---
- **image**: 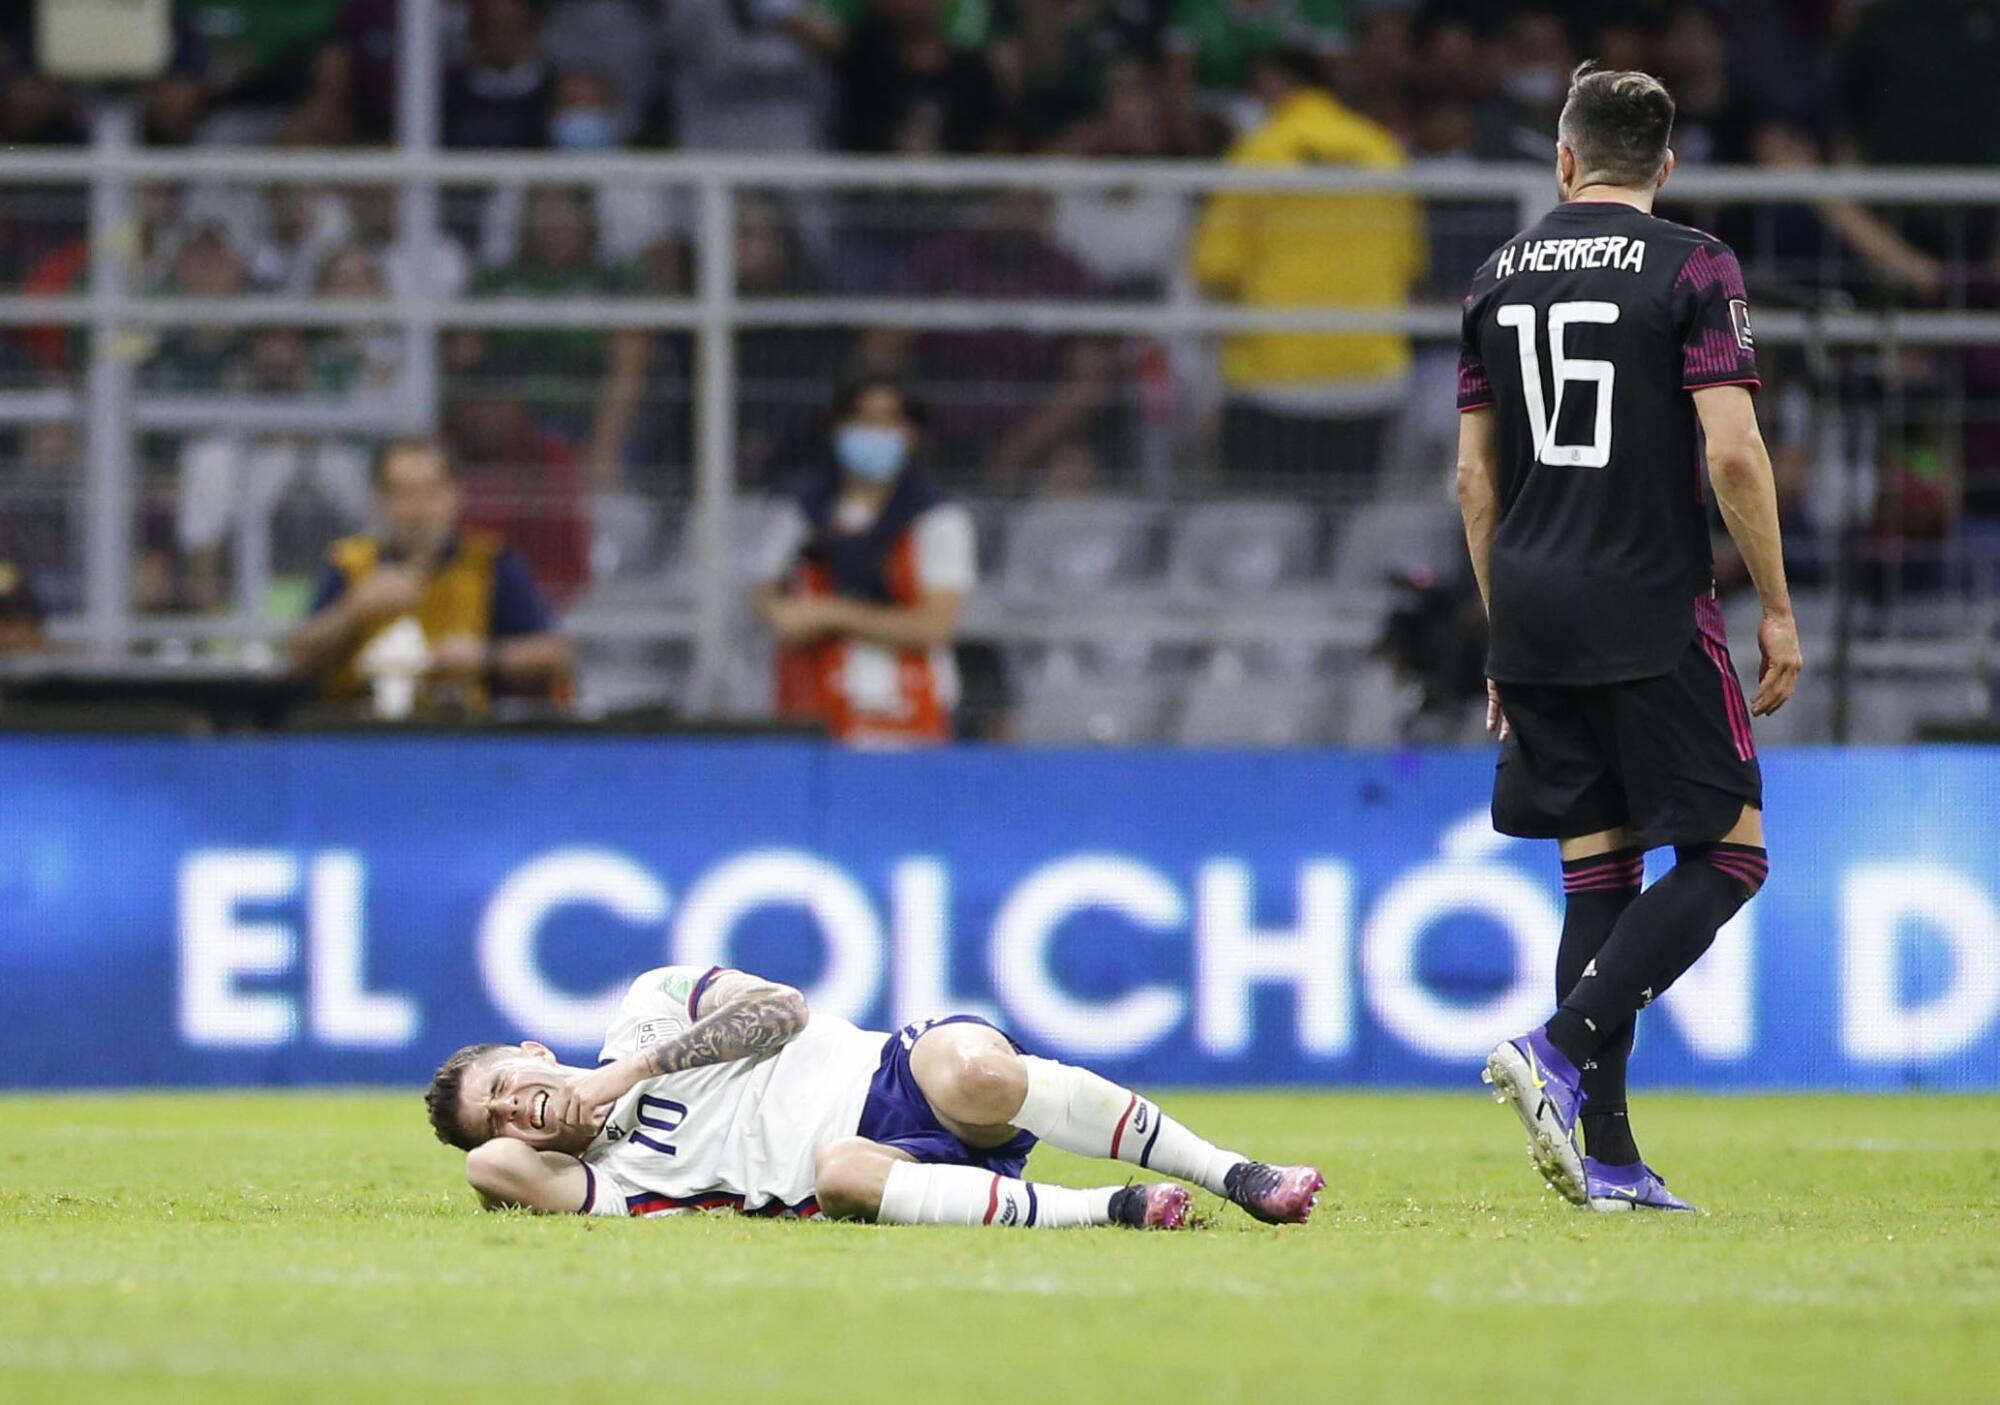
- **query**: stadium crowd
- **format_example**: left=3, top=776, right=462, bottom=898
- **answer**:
left=0, top=1, right=1997, bottom=740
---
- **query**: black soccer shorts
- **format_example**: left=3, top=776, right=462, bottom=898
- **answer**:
left=1490, top=636, right=1764, bottom=851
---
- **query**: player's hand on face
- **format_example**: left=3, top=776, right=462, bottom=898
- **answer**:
left=1485, top=679, right=1511, bottom=741
left=1752, top=613, right=1802, bottom=715
left=551, top=1062, right=632, bottom=1137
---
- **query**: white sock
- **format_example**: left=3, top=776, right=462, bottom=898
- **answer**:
left=876, top=1161, right=1117, bottom=1228
left=1010, top=1056, right=1246, bottom=1197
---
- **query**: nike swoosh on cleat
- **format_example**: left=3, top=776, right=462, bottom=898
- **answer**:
left=1525, top=1048, right=1547, bottom=1091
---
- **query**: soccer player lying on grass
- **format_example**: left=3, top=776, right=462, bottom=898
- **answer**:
left=425, top=965, right=1324, bottom=1230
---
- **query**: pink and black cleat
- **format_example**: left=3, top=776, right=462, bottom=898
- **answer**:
left=1110, top=1182, right=1193, bottom=1230
left=1224, top=1161, right=1326, bottom=1225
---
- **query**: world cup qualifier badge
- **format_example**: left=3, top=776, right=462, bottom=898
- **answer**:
left=1729, top=298, right=1754, bottom=351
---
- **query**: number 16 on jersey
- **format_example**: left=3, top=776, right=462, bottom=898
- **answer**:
left=1496, top=301, right=1621, bottom=469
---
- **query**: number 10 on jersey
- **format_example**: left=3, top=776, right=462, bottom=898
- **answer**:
left=1496, top=301, right=1620, bottom=468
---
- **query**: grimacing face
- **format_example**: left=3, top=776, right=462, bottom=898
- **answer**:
left=454, top=1043, right=596, bottom=1152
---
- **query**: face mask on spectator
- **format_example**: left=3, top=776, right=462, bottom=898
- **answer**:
left=551, top=109, right=618, bottom=150
left=836, top=425, right=908, bottom=482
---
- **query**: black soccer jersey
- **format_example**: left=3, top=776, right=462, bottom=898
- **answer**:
left=1457, top=201, right=1760, bottom=685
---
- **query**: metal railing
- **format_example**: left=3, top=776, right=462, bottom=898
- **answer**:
left=4, top=127, right=2000, bottom=734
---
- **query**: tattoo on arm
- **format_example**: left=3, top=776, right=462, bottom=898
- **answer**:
left=641, top=987, right=808, bottom=1076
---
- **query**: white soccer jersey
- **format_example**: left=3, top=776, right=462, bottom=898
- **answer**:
left=578, top=966, right=887, bottom=1218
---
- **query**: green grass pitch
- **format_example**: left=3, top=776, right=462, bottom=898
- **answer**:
left=5, top=1090, right=1996, bottom=1404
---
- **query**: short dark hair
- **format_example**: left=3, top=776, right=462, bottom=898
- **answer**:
left=831, top=373, right=925, bottom=427
left=374, top=436, right=453, bottom=487
left=424, top=1042, right=509, bottom=1150
left=1557, top=63, right=1675, bottom=189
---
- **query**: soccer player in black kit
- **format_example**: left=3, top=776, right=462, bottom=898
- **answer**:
left=1455, top=66, right=1802, bottom=1212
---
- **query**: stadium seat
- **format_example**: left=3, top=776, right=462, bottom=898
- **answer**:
left=1015, top=676, right=1171, bottom=745
left=1845, top=676, right=1985, bottom=744
left=1173, top=676, right=1337, bottom=747
left=659, top=497, right=795, bottom=605
left=1164, top=501, right=1322, bottom=604
left=589, top=490, right=662, bottom=582
left=998, top=499, right=1161, bottom=606
left=1327, top=501, right=1465, bottom=623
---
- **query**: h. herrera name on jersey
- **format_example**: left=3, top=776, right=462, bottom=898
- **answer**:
left=1496, top=234, right=1647, bottom=279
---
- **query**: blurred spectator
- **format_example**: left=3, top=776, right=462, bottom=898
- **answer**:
left=292, top=437, right=570, bottom=710
left=181, top=0, right=346, bottom=106
left=1652, top=2, right=1755, bottom=166
left=443, top=0, right=556, bottom=148
left=289, top=0, right=399, bottom=145
left=546, top=67, right=621, bottom=151
left=1191, top=47, right=1422, bottom=498
left=1721, top=0, right=1841, bottom=132
left=835, top=0, right=1005, bottom=153
left=0, top=560, right=49, bottom=655
left=541, top=0, right=659, bottom=142
left=1047, top=59, right=1198, bottom=295
left=735, top=194, right=852, bottom=489
left=346, top=184, right=472, bottom=299
left=140, top=72, right=210, bottom=147
left=312, top=244, right=402, bottom=392
left=1837, top=0, right=2000, bottom=168
left=0, top=422, right=78, bottom=611
left=0, top=71, right=87, bottom=145
left=442, top=372, right=591, bottom=602
left=862, top=189, right=1118, bottom=489
left=139, top=225, right=251, bottom=393
left=661, top=0, right=833, bottom=151
left=755, top=376, right=973, bottom=745
left=245, top=186, right=357, bottom=294
left=1336, top=9, right=1416, bottom=133
left=1018, top=0, right=1172, bottom=142
left=1166, top=0, right=1344, bottom=101
left=1469, top=8, right=1573, bottom=162
left=463, top=184, right=651, bottom=484
left=176, top=329, right=375, bottom=611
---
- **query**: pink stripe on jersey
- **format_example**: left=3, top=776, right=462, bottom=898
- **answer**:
left=1457, top=357, right=1493, bottom=409
left=1676, top=242, right=1747, bottom=297
left=1694, top=595, right=1756, bottom=761
left=1684, top=328, right=1758, bottom=385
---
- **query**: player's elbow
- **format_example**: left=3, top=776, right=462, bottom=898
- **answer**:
left=1455, top=455, right=1497, bottom=512
left=1706, top=439, right=1766, bottom=492
left=774, top=984, right=811, bottom=1033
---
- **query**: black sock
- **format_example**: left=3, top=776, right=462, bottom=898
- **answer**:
left=1559, top=842, right=1767, bottom=1048
left=1582, top=1104, right=1640, bottom=1165
left=1552, top=847, right=1644, bottom=1094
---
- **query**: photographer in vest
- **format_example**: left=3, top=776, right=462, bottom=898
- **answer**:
left=755, top=377, right=974, bottom=745
left=292, top=437, right=570, bottom=714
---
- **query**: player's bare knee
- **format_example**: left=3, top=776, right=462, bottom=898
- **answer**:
left=939, top=1048, right=1028, bottom=1129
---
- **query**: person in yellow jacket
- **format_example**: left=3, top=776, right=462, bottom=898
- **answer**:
left=291, top=438, right=571, bottom=714
left=1191, top=47, right=1424, bottom=498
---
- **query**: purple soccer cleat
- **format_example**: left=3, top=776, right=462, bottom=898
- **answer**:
left=1223, top=1161, right=1326, bottom=1225
left=1483, top=1028, right=1588, bottom=1205
left=1585, top=1158, right=1697, bottom=1213
left=1110, top=1182, right=1193, bottom=1230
